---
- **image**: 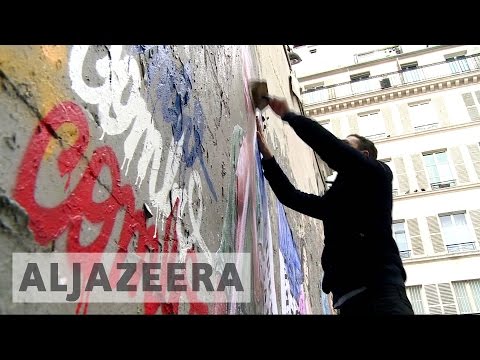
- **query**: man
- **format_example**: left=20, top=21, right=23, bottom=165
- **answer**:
left=256, top=97, right=414, bottom=315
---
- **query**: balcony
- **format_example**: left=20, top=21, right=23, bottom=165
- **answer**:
left=414, top=123, right=439, bottom=132
left=302, top=54, right=480, bottom=106
left=431, top=179, right=457, bottom=190
left=400, top=250, right=411, bottom=259
left=446, top=242, right=476, bottom=253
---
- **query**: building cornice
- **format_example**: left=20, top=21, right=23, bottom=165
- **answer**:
left=305, top=72, right=480, bottom=117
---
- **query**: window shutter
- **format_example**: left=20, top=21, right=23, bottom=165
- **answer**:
left=452, top=281, right=473, bottom=314
left=432, top=97, right=449, bottom=127
left=462, top=93, right=480, bottom=121
left=425, top=284, right=442, bottom=314
left=407, top=218, right=424, bottom=255
left=438, top=283, right=458, bottom=314
left=393, top=157, right=410, bottom=195
left=469, top=209, right=480, bottom=248
left=347, top=114, right=359, bottom=134
left=412, top=154, right=429, bottom=190
left=449, top=147, right=470, bottom=184
left=383, top=107, right=395, bottom=136
left=427, top=215, right=445, bottom=253
left=462, top=92, right=475, bottom=106
left=425, top=283, right=458, bottom=314
left=331, top=118, right=341, bottom=137
left=467, top=144, right=480, bottom=180
left=398, top=103, right=413, bottom=132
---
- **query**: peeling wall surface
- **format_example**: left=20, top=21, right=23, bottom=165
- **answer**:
left=0, top=45, right=328, bottom=314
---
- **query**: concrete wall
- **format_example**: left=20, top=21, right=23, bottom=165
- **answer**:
left=0, top=45, right=328, bottom=314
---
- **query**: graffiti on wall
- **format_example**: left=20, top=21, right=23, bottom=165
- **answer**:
left=12, top=100, right=209, bottom=314
left=277, top=199, right=311, bottom=314
left=3, top=44, right=315, bottom=314
left=68, top=46, right=213, bottom=260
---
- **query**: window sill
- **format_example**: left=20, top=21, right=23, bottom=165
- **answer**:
left=394, top=182, right=480, bottom=200
left=374, top=121, right=480, bottom=144
left=402, top=249, right=480, bottom=264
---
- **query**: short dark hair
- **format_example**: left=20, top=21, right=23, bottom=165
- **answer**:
left=347, top=134, right=378, bottom=160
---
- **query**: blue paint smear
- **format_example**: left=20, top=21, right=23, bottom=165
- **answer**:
left=277, top=199, right=303, bottom=302
left=255, top=141, right=268, bottom=209
left=132, top=45, right=217, bottom=201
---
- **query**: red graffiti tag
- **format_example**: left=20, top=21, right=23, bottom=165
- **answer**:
left=13, top=101, right=208, bottom=314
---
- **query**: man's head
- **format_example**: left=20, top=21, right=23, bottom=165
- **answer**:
left=344, top=134, right=378, bottom=160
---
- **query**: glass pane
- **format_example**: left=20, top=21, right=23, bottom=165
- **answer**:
left=435, top=152, right=448, bottom=164
left=453, top=214, right=467, bottom=227
left=437, top=163, right=453, bottom=181
left=392, top=222, right=404, bottom=232
left=440, top=215, right=456, bottom=245
left=423, top=154, right=435, bottom=166
left=426, top=164, right=440, bottom=183
left=440, top=215, right=453, bottom=228
left=396, top=233, right=408, bottom=251
left=392, top=223, right=408, bottom=251
left=453, top=214, right=472, bottom=243
left=361, top=115, right=385, bottom=137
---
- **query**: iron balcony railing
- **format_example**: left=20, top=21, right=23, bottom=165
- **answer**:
left=430, top=179, right=457, bottom=190
left=302, top=54, right=480, bottom=106
left=446, top=242, right=476, bottom=253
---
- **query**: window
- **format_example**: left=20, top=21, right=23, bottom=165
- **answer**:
left=304, top=81, right=324, bottom=92
left=392, top=221, right=411, bottom=258
left=406, top=286, right=426, bottom=314
left=357, top=111, right=386, bottom=140
left=439, top=212, right=475, bottom=253
left=409, top=101, right=439, bottom=131
left=452, top=280, right=480, bottom=314
left=401, top=61, right=425, bottom=83
left=423, top=151, right=455, bottom=189
left=382, top=159, right=399, bottom=195
left=350, top=72, right=371, bottom=94
left=445, top=52, right=470, bottom=74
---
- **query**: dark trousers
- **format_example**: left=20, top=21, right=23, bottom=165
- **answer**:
left=337, top=284, right=415, bottom=315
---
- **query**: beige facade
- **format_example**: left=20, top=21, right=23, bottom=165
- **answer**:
left=295, top=45, right=480, bottom=314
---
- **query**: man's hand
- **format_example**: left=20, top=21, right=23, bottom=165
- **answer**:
left=268, top=97, right=289, bottom=119
left=256, top=115, right=273, bottom=160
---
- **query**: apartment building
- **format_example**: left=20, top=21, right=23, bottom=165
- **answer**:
left=294, top=45, right=480, bottom=314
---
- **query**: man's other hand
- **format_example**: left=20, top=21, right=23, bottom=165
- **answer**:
left=256, top=115, right=273, bottom=160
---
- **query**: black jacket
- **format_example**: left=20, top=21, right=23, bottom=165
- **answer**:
left=261, top=112, right=407, bottom=304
